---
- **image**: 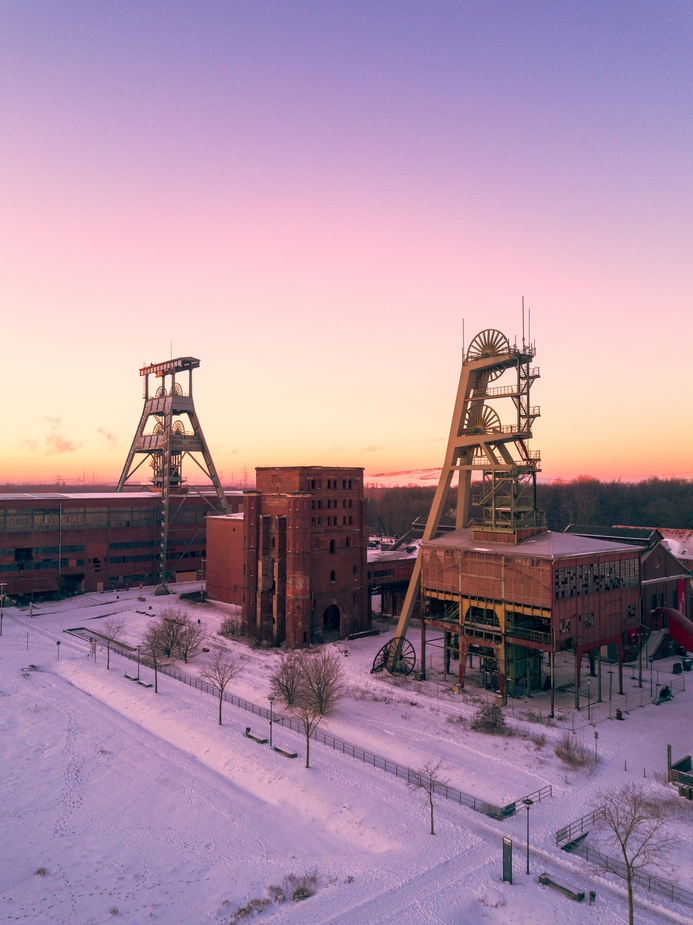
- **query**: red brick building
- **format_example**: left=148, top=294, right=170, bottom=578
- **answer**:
left=420, top=528, right=641, bottom=705
left=206, top=467, right=369, bottom=647
left=0, top=490, right=243, bottom=597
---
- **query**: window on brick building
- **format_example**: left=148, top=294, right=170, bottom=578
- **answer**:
left=559, top=618, right=571, bottom=634
left=330, top=570, right=336, bottom=583
left=352, top=564, right=357, bottom=575
left=346, top=537, right=350, bottom=547
left=348, top=499, right=352, bottom=508
left=318, top=517, right=322, bottom=526
left=330, top=540, right=336, bottom=554
left=311, top=500, right=316, bottom=509
left=317, top=500, right=322, bottom=509
left=343, top=516, right=347, bottom=525
left=349, top=516, right=353, bottom=524
left=311, top=517, right=315, bottom=525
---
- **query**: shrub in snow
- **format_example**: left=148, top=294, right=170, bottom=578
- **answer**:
left=219, top=616, right=242, bottom=638
left=554, top=731, right=593, bottom=769
left=227, top=872, right=318, bottom=922
left=471, top=704, right=508, bottom=735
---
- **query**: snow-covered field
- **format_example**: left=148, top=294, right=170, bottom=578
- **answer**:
left=1, top=585, right=692, bottom=924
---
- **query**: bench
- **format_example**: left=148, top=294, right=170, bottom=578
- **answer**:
left=124, top=673, right=139, bottom=681
left=538, top=874, right=585, bottom=902
left=137, top=680, right=153, bottom=688
left=244, top=727, right=268, bottom=745
left=274, top=746, right=298, bottom=759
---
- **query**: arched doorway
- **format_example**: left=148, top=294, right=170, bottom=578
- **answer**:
left=323, top=604, right=340, bottom=638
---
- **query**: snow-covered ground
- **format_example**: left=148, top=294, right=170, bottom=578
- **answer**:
left=1, top=585, right=692, bottom=924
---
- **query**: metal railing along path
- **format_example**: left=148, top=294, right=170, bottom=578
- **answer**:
left=67, top=629, right=552, bottom=821
left=556, top=810, right=693, bottom=909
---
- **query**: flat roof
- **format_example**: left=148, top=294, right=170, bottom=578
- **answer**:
left=425, top=527, right=641, bottom=560
left=255, top=466, right=364, bottom=472
left=0, top=490, right=243, bottom=502
left=207, top=512, right=244, bottom=521
left=367, top=548, right=418, bottom=564
left=564, top=524, right=660, bottom=545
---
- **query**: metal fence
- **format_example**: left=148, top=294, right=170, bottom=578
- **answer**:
left=556, top=810, right=693, bottom=909
left=68, top=628, right=552, bottom=821
left=567, top=674, right=687, bottom=732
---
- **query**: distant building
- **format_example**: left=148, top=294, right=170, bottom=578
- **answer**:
left=206, top=467, right=368, bottom=647
left=0, top=490, right=243, bottom=597
left=367, top=546, right=418, bottom=618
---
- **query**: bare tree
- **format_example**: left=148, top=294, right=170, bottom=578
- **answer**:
left=200, top=649, right=243, bottom=724
left=101, top=616, right=125, bottom=670
left=156, top=605, right=188, bottom=657
left=290, top=648, right=346, bottom=768
left=591, top=783, right=676, bottom=925
left=297, top=648, right=346, bottom=715
left=269, top=650, right=303, bottom=707
left=141, top=624, right=165, bottom=693
left=176, top=617, right=207, bottom=663
left=408, top=758, right=449, bottom=835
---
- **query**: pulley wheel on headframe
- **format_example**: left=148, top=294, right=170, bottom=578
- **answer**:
left=466, top=329, right=510, bottom=382
left=464, top=404, right=501, bottom=435
left=371, top=637, right=417, bottom=676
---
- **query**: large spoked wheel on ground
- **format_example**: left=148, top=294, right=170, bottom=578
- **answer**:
left=370, top=637, right=417, bottom=676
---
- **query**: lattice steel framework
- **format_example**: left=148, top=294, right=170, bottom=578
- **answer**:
left=394, top=328, right=543, bottom=640
left=117, top=357, right=228, bottom=594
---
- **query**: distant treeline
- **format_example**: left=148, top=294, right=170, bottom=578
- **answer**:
left=366, top=478, right=693, bottom=537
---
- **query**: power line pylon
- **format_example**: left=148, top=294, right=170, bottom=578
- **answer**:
left=394, top=329, right=544, bottom=641
left=117, top=357, right=229, bottom=595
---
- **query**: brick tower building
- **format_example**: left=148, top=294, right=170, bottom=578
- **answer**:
left=206, top=467, right=369, bottom=647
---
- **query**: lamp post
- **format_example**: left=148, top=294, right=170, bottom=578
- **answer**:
left=56, top=640, right=61, bottom=660
left=587, top=678, right=591, bottom=722
left=594, top=729, right=599, bottom=761
left=136, top=646, right=141, bottom=682
left=522, top=798, right=533, bottom=875
left=268, top=695, right=275, bottom=747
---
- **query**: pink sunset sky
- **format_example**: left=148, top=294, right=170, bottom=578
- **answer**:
left=1, top=2, right=691, bottom=485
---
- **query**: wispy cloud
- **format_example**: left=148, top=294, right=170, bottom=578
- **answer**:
left=97, top=428, right=118, bottom=448
left=43, top=417, right=81, bottom=455
left=363, top=445, right=383, bottom=452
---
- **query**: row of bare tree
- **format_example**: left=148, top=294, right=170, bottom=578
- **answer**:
left=100, top=608, right=348, bottom=769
